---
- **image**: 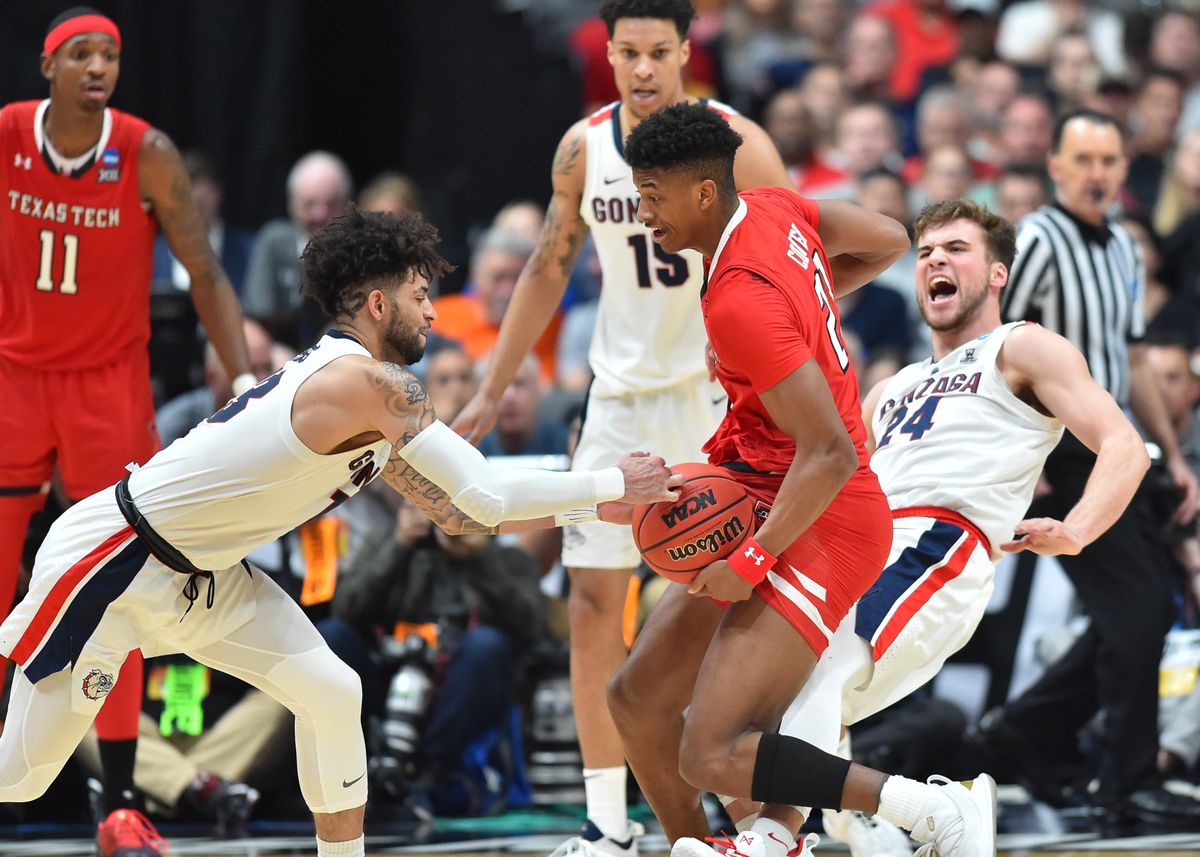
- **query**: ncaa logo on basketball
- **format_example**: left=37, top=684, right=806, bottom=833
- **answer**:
left=81, top=668, right=115, bottom=701
left=660, top=488, right=717, bottom=528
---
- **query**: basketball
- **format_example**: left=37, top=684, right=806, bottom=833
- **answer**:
left=632, top=462, right=755, bottom=584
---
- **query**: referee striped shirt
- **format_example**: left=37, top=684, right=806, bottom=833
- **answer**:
left=1001, top=203, right=1144, bottom=407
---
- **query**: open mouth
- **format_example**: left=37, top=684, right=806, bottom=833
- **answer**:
left=649, top=227, right=667, bottom=242
left=928, top=275, right=957, bottom=304
left=631, top=87, right=657, bottom=102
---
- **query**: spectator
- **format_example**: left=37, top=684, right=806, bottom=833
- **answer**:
left=1154, top=128, right=1200, bottom=238
left=156, top=320, right=276, bottom=447
left=798, top=62, right=849, bottom=155
left=915, top=143, right=977, bottom=207
left=492, top=200, right=545, bottom=245
left=1121, top=214, right=1171, bottom=324
left=718, top=0, right=810, bottom=113
left=358, top=172, right=423, bottom=218
left=242, top=150, right=353, bottom=348
left=1126, top=68, right=1187, bottom=215
left=152, top=152, right=255, bottom=296
left=1147, top=11, right=1200, bottom=139
left=819, top=100, right=903, bottom=198
left=792, top=0, right=847, bottom=67
left=995, top=0, right=1126, bottom=79
left=862, top=0, right=960, bottom=105
left=901, top=85, right=1001, bottom=186
left=322, top=496, right=549, bottom=815
left=423, top=345, right=477, bottom=426
left=997, top=92, right=1055, bottom=166
left=476, top=355, right=569, bottom=458
left=843, top=15, right=898, bottom=104
left=762, top=87, right=843, bottom=193
left=432, top=228, right=561, bottom=382
left=1045, top=31, right=1102, bottom=112
left=967, top=60, right=1021, bottom=164
left=995, top=162, right=1051, bottom=225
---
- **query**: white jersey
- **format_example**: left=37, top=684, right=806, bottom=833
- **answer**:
left=580, top=99, right=737, bottom=397
left=127, top=330, right=391, bottom=570
left=869, top=322, right=1063, bottom=556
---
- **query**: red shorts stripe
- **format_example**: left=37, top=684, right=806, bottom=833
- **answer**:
left=10, top=525, right=134, bottom=665
left=871, top=530, right=977, bottom=660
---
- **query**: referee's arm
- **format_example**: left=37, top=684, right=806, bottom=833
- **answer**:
left=1001, top=224, right=1053, bottom=323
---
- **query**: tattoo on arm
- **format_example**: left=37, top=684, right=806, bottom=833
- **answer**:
left=145, top=130, right=222, bottom=282
left=552, top=134, right=582, bottom=178
left=374, top=362, right=499, bottom=535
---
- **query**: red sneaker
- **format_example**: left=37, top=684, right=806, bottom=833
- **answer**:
left=95, top=807, right=168, bottom=856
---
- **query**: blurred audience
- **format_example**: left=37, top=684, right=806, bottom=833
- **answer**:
left=243, top=150, right=353, bottom=348
left=476, top=355, right=569, bottom=458
left=359, top=171, right=424, bottom=217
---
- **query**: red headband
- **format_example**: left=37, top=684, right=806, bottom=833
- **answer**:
left=43, top=14, right=121, bottom=56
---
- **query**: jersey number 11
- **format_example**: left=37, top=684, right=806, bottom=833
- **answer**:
left=35, top=230, right=80, bottom=294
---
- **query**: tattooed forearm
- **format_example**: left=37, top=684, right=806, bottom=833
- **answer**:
left=381, top=451, right=499, bottom=535
left=528, top=192, right=585, bottom=279
left=373, top=362, right=436, bottom=446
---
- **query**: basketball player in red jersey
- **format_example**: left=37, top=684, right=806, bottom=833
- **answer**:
left=0, top=7, right=251, bottom=854
left=608, top=104, right=999, bottom=857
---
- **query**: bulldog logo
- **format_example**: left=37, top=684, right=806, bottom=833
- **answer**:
left=81, top=668, right=115, bottom=701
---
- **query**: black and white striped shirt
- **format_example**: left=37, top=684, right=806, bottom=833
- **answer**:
left=1001, top=204, right=1144, bottom=407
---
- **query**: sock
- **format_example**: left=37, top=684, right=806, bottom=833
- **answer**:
left=583, top=766, right=628, bottom=839
left=750, top=817, right=797, bottom=857
left=875, top=775, right=930, bottom=832
left=98, top=739, right=138, bottom=810
left=317, top=835, right=365, bottom=857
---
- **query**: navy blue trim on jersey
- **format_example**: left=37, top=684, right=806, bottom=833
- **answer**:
left=326, top=329, right=364, bottom=347
left=611, top=103, right=625, bottom=158
left=24, top=538, right=149, bottom=683
left=855, top=520, right=965, bottom=642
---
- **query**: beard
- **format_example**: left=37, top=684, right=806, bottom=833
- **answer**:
left=386, top=314, right=426, bottom=365
left=921, top=281, right=989, bottom=332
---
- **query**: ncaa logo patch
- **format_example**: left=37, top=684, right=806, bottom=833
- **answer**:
left=101, top=147, right=120, bottom=167
left=81, top=668, right=115, bottom=701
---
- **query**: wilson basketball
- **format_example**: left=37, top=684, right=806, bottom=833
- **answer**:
left=632, top=462, right=755, bottom=584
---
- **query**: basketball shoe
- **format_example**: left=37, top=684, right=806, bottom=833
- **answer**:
left=822, top=809, right=913, bottom=855
left=906, top=774, right=997, bottom=857
left=95, top=807, right=168, bottom=857
left=670, top=829, right=820, bottom=857
left=548, top=819, right=646, bottom=857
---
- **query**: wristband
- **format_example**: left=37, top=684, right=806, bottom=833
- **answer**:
left=231, top=373, right=257, bottom=397
left=554, top=506, right=599, bottom=527
left=727, top=537, right=777, bottom=586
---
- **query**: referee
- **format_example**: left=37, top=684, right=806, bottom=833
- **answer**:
left=992, top=109, right=1200, bottom=819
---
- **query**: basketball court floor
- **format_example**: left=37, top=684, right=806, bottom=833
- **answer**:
left=4, top=790, right=1200, bottom=857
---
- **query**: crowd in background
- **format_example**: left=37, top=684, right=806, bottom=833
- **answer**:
left=12, top=0, right=1200, bottom=834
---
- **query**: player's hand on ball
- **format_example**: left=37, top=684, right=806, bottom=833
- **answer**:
left=687, top=559, right=754, bottom=602
left=1001, top=517, right=1084, bottom=556
left=598, top=500, right=634, bottom=525
left=617, top=452, right=682, bottom=504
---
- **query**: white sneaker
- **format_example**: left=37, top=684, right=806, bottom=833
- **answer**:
left=550, top=820, right=646, bottom=857
left=671, top=830, right=820, bottom=857
left=908, top=774, right=997, bottom=857
left=822, top=809, right=913, bottom=856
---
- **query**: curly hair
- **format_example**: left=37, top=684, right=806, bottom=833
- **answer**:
left=914, top=199, right=1016, bottom=270
left=624, top=103, right=742, bottom=199
left=300, top=206, right=455, bottom=321
left=599, top=0, right=694, bottom=38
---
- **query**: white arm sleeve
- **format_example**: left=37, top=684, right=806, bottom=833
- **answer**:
left=396, top=421, right=625, bottom=527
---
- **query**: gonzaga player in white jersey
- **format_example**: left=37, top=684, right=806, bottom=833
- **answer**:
left=684, top=201, right=1152, bottom=857
left=452, top=3, right=791, bottom=854
left=0, top=209, right=680, bottom=857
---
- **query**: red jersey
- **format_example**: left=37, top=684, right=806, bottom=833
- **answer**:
left=701, top=187, right=871, bottom=477
left=0, top=100, right=155, bottom=370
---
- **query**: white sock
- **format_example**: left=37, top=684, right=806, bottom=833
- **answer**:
left=875, top=775, right=930, bottom=831
left=584, top=766, right=628, bottom=839
left=317, top=835, right=365, bottom=857
left=750, top=817, right=797, bottom=857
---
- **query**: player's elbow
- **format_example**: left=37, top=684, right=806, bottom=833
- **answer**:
left=879, top=214, right=911, bottom=260
left=815, top=430, right=858, bottom=485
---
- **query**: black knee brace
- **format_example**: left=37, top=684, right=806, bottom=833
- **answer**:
left=750, top=732, right=852, bottom=810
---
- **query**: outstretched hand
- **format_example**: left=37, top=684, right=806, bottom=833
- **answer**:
left=1000, top=517, right=1085, bottom=556
left=616, top=452, right=682, bottom=505
left=450, top=392, right=499, bottom=445
left=687, top=559, right=754, bottom=602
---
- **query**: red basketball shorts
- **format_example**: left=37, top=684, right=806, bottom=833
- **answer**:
left=725, top=466, right=892, bottom=656
left=0, top=350, right=160, bottom=501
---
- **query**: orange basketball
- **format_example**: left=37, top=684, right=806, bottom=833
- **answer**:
left=632, top=462, right=755, bottom=584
